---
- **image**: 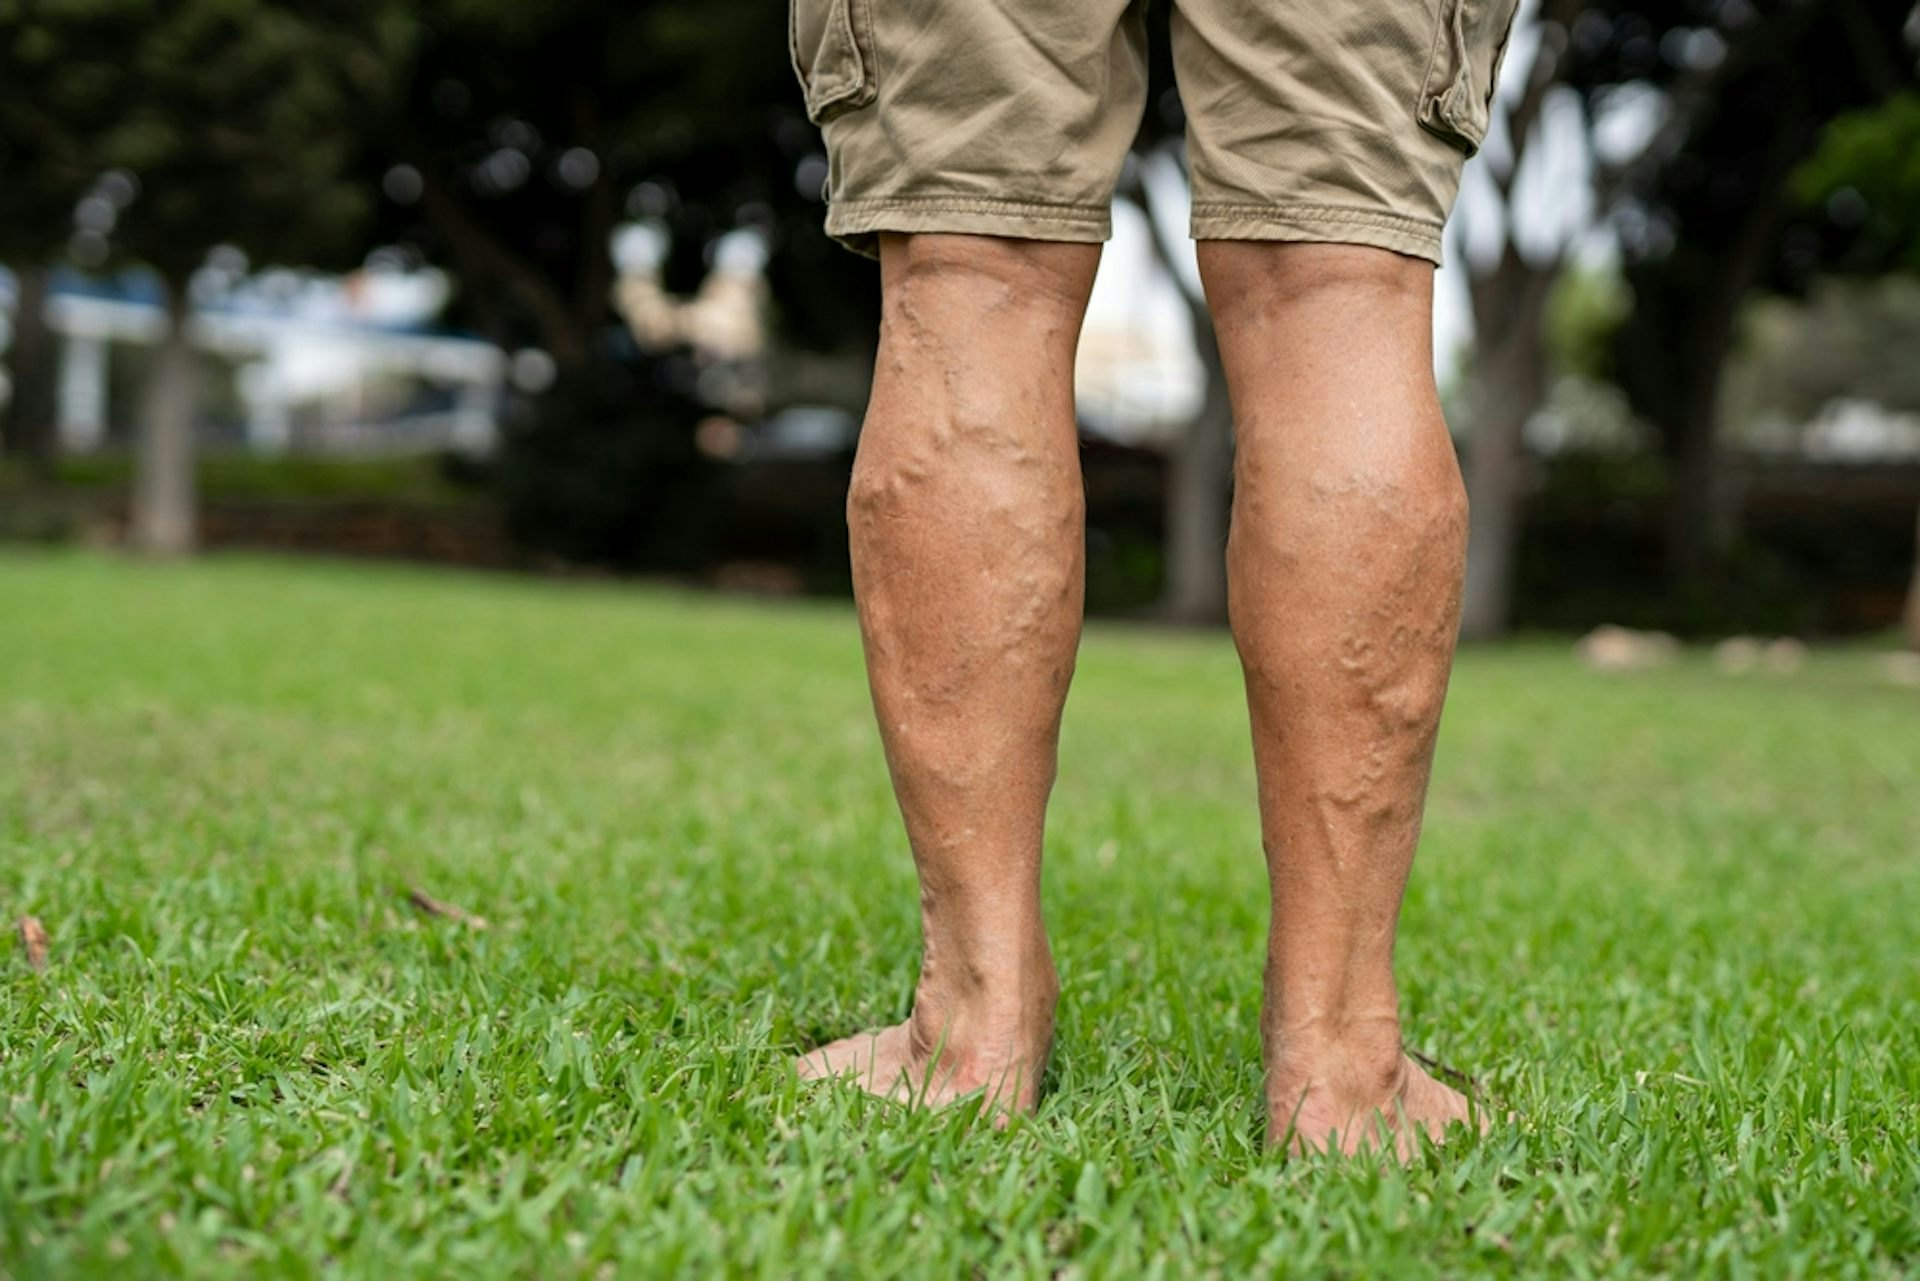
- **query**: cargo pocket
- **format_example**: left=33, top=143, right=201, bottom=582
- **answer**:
left=1417, top=0, right=1523, bottom=155
left=789, top=0, right=877, bottom=125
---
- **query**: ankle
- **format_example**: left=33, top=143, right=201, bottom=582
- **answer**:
left=920, top=917, right=1057, bottom=1008
left=1266, top=1012, right=1407, bottom=1099
left=911, top=946, right=1056, bottom=1046
left=916, top=954, right=1057, bottom=1023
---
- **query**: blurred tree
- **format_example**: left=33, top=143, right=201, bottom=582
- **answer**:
left=1543, top=266, right=1633, bottom=387
left=1457, top=0, right=1586, bottom=639
left=1795, top=92, right=1920, bottom=275
left=1133, top=2, right=1230, bottom=624
left=1128, top=150, right=1233, bottom=625
left=1565, top=0, right=1919, bottom=591
left=369, top=0, right=868, bottom=365
left=0, top=0, right=135, bottom=481
left=1795, top=92, right=1920, bottom=649
left=76, top=1, right=406, bottom=553
left=365, top=0, right=873, bottom=570
left=1730, top=278, right=1920, bottom=422
left=1909, top=504, right=1920, bottom=652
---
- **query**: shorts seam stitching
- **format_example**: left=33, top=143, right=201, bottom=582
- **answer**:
left=1189, top=203, right=1444, bottom=237
left=831, top=196, right=1111, bottom=224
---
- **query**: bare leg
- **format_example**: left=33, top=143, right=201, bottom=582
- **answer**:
left=796, top=234, right=1098, bottom=1118
left=1198, top=242, right=1478, bottom=1157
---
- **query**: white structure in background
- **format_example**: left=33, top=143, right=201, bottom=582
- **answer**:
left=1803, top=399, right=1920, bottom=460
left=42, top=261, right=506, bottom=457
left=612, top=224, right=773, bottom=421
left=614, top=224, right=768, bottom=365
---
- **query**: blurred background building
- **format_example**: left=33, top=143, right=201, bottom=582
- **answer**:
left=2, top=0, right=1918, bottom=642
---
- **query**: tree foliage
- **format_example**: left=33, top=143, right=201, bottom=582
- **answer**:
left=1796, top=91, right=1920, bottom=276
left=0, top=0, right=133, bottom=260
left=0, top=0, right=146, bottom=467
left=94, top=1, right=408, bottom=285
left=4, top=1, right=412, bottom=551
left=368, top=0, right=872, bottom=365
left=1562, top=0, right=1920, bottom=579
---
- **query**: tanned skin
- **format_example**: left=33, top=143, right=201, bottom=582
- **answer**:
left=798, top=233, right=1480, bottom=1156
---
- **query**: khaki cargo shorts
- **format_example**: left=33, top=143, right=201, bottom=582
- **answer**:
left=789, top=0, right=1520, bottom=265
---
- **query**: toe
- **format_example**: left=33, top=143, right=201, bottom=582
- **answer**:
left=794, top=1026, right=906, bottom=1095
left=793, top=1034, right=859, bottom=1084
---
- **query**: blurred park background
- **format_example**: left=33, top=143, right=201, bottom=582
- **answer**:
left=2, top=0, right=1919, bottom=645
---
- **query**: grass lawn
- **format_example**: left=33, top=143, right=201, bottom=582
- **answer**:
left=2, top=551, right=1916, bottom=1278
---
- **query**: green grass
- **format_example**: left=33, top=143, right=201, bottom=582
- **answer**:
left=2, top=551, right=1916, bottom=1279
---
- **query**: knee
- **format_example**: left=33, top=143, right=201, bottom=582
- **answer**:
left=880, top=233, right=1098, bottom=318
left=1198, top=241, right=1431, bottom=319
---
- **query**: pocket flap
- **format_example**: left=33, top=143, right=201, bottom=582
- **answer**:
left=1418, top=0, right=1522, bottom=155
left=790, top=0, right=876, bottom=125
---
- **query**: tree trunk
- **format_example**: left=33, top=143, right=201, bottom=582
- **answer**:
left=1162, top=310, right=1233, bottom=624
left=1903, top=501, right=1920, bottom=653
left=1459, top=353, right=1543, bottom=640
left=1663, top=398, right=1720, bottom=587
left=1459, top=241, right=1560, bottom=640
left=130, top=286, right=199, bottom=555
left=3, top=263, right=58, bottom=484
left=1659, top=333, right=1745, bottom=588
left=1639, top=105, right=1802, bottom=593
left=1129, top=154, right=1234, bottom=627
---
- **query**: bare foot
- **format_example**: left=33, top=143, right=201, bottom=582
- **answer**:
left=796, top=984, right=1055, bottom=1122
left=1268, top=1044, right=1487, bottom=1159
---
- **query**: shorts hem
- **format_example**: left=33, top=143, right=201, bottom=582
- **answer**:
left=1189, top=203, right=1445, bottom=266
left=825, top=196, right=1112, bottom=259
